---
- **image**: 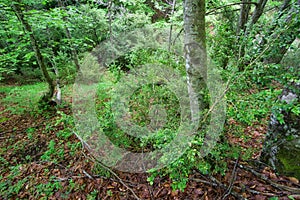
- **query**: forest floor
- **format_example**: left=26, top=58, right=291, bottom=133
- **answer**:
left=1, top=88, right=300, bottom=200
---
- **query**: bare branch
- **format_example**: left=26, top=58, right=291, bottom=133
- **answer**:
left=206, top=2, right=258, bottom=15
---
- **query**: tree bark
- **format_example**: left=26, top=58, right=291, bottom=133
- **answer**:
left=184, top=0, right=207, bottom=121
left=263, top=0, right=299, bottom=64
left=248, top=0, right=268, bottom=29
left=237, top=0, right=298, bottom=69
left=237, top=0, right=251, bottom=35
left=11, top=0, right=55, bottom=103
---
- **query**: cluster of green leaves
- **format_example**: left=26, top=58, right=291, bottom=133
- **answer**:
left=227, top=87, right=282, bottom=125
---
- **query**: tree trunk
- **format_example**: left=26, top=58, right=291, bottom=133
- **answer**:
left=184, top=0, right=207, bottom=121
left=11, top=0, right=55, bottom=103
left=238, top=0, right=267, bottom=69
left=263, top=0, right=300, bottom=64
left=237, top=0, right=251, bottom=35
left=237, top=0, right=252, bottom=63
left=248, top=0, right=268, bottom=29
left=237, top=0, right=298, bottom=69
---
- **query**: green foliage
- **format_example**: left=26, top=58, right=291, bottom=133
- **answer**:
left=0, top=165, right=27, bottom=199
left=1, top=83, right=47, bottom=114
left=207, top=17, right=236, bottom=70
left=227, top=88, right=282, bottom=125
left=95, top=49, right=184, bottom=152
left=41, top=140, right=58, bottom=162
left=87, top=189, right=99, bottom=200
left=91, top=163, right=111, bottom=178
left=34, top=176, right=62, bottom=199
left=0, top=1, right=109, bottom=84
left=95, top=47, right=231, bottom=191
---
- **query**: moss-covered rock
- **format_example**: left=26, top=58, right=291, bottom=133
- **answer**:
left=260, top=82, right=300, bottom=179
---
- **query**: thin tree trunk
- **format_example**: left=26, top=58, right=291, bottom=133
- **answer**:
left=248, top=0, right=268, bottom=29
left=107, top=0, right=113, bottom=43
left=46, top=25, right=62, bottom=105
left=11, top=1, right=55, bottom=103
left=237, top=0, right=251, bottom=35
left=237, top=0, right=252, bottom=63
left=168, top=0, right=176, bottom=51
left=263, top=0, right=300, bottom=64
left=238, top=0, right=267, bottom=65
left=184, top=0, right=207, bottom=121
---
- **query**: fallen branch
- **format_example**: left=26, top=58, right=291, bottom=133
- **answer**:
left=245, top=187, right=281, bottom=197
left=73, top=131, right=142, bottom=200
left=190, top=173, right=246, bottom=200
left=236, top=162, right=300, bottom=194
left=222, top=156, right=240, bottom=200
left=209, top=175, right=246, bottom=200
left=54, top=173, right=138, bottom=188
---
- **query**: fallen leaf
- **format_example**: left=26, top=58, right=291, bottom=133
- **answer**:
left=287, top=176, right=299, bottom=184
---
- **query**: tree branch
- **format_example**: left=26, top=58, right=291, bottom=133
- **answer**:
left=206, top=2, right=258, bottom=15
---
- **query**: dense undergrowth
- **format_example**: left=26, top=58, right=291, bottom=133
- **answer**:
left=1, top=46, right=299, bottom=199
left=1, top=0, right=299, bottom=198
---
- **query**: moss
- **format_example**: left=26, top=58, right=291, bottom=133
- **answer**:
left=277, top=139, right=300, bottom=179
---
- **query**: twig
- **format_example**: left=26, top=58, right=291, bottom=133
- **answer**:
left=206, top=2, right=258, bottom=15
left=82, top=169, right=95, bottom=180
left=191, top=174, right=291, bottom=198
left=55, top=174, right=138, bottom=187
left=236, top=162, right=300, bottom=194
left=73, top=131, right=142, bottom=200
left=191, top=174, right=246, bottom=199
left=171, top=28, right=183, bottom=46
left=190, top=177, right=218, bottom=187
left=245, top=187, right=279, bottom=197
left=141, top=149, right=155, bottom=200
left=208, top=175, right=246, bottom=200
left=222, top=156, right=240, bottom=200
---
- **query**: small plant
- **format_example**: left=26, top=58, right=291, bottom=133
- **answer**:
left=34, top=176, right=62, bottom=199
left=41, top=140, right=58, bottom=163
left=91, top=163, right=111, bottom=178
left=87, top=189, right=98, bottom=200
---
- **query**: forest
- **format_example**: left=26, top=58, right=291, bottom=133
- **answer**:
left=0, top=0, right=299, bottom=199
